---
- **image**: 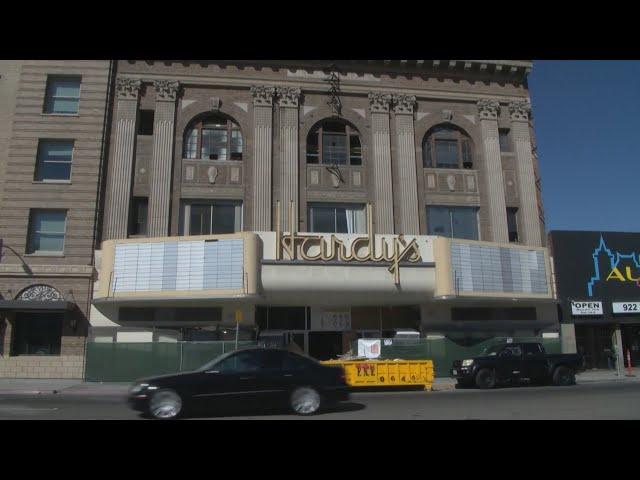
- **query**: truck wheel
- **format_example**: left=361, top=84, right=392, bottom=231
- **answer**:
left=475, top=369, right=496, bottom=389
left=552, top=366, right=575, bottom=386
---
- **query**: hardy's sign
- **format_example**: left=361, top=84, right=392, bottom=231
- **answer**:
left=276, top=203, right=421, bottom=284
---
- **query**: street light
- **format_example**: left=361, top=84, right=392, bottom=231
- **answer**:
left=0, top=240, right=32, bottom=275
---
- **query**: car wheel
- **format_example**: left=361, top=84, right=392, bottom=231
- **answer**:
left=149, top=389, right=183, bottom=419
left=552, top=366, right=575, bottom=386
left=475, top=369, right=496, bottom=389
left=290, top=387, right=321, bottom=415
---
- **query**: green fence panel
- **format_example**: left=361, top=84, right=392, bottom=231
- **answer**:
left=85, top=341, right=258, bottom=382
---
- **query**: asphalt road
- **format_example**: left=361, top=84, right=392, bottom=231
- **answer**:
left=0, top=381, right=639, bottom=420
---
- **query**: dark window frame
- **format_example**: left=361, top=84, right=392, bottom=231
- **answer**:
left=423, top=124, right=473, bottom=169
left=183, top=115, right=243, bottom=161
left=426, top=205, right=479, bottom=240
left=129, top=197, right=148, bottom=236
left=34, top=139, right=74, bottom=182
left=306, top=120, right=362, bottom=166
left=308, top=202, right=367, bottom=234
left=43, top=75, right=81, bottom=115
left=138, top=110, right=155, bottom=136
left=11, top=313, right=64, bottom=356
left=26, top=209, right=68, bottom=254
left=499, top=128, right=511, bottom=152
left=180, top=200, right=243, bottom=236
left=507, top=207, right=519, bottom=243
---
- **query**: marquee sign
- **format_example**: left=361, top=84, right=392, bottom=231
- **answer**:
left=276, top=202, right=421, bottom=284
left=587, top=235, right=640, bottom=297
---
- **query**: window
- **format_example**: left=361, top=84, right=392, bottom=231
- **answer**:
left=308, top=203, right=366, bottom=234
left=129, top=197, right=148, bottom=236
left=214, top=350, right=262, bottom=374
left=180, top=201, right=242, bottom=235
left=307, top=119, right=362, bottom=165
left=507, top=208, right=519, bottom=242
left=499, top=129, right=510, bottom=152
left=452, top=307, right=537, bottom=321
left=502, top=345, right=523, bottom=357
left=11, top=313, right=63, bottom=356
left=26, top=210, right=67, bottom=254
left=183, top=114, right=242, bottom=160
left=427, top=206, right=478, bottom=240
left=284, top=352, right=316, bottom=371
left=523, top=343, right=543, bottom=356
left=138, top=110, right=154, bottom=135
left=34, top=140, right=73, bottom=181
left=423, top=124, right=473, bottom=169
left=43, top=76, right=81, bottom=114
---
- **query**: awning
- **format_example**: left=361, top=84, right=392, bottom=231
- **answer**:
left=0, top=300, right=75, bottom=312
left=422, top=321, right=558, bottom=332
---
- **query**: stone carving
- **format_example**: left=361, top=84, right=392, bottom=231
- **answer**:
left=509, top=100, right=532, bottom=121
left=250, top=85, right=276, bottom=106
left=211, top=97, right=221, bottom=111
left=207, top=166, right=218, bottom=184
left=446, top=175, right=456, bottom=192
left=392, top=94, right=417, bottom=114
left=116, top=77, right=142, bottom=100
left=276, top=87, right=301, bottom=107
left=17, top=285, right=64, bottom=302
left=154, top=80, right=180, bottom=102
left=185, top=166, right=195, bottom=181
left=466, top=175, right=476, bottom=191
left=310, top=170, right=320, bottom=185
left=368, top=92, right=392, bottom=113
left=477, top=99, right=500, bottom=120
left=442, top=110, right=453, bottom=121
left=353, top=171, right=362, bottom=187
left=230, top=166, right=240, bottom=183
left=427, top=174, right=436, bottom=189
left=325, top=70, right=342, bottom=115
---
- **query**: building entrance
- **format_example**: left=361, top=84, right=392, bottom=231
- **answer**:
left=575, top=324, right=615, bottom=370
left=308, top=332, right=343, bottom=361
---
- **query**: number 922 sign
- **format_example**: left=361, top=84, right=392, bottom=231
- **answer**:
left=613, top=302, right=640, bottom=314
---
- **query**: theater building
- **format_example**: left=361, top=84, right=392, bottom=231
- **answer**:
left=550, top=231, right=640, bottom=370
left=0, top=61, right=114, bottom=377
left=89, top=60, right=558, bottom=361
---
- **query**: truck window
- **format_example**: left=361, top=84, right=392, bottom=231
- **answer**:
left=522, top=343, right=544, bottom=357
left=501, top=346, right=523, bottom=357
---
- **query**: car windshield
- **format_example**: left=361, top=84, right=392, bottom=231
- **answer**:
left=482, top=345, right=504, bottom=356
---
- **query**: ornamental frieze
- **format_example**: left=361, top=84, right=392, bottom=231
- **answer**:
left=392, top=94, right=417, bottom=114
left=368, top=92, right=393, bottom=113
left=477, top=99, right=500, bottom=120
left=250, top=85, right=276, bottom=106
left=276, top=87, right=302, bottom=108
left=154, top=80, right=181, bottom=102
left=509, top=100, right=532, bottom=121
left=116, top=77, right=142, bottom=100
left=17, top=285, right=64, bottom=302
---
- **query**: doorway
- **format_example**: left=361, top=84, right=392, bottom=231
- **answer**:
left=308, top=332, right=343, bottom=361
left=575, top=324, right=615, bottom=369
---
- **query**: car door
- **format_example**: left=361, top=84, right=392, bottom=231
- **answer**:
left=496, top=345, right=524, bottom=383
left=194, top=350, right=264, bottom=413
left=521, top=343, right=548, bottom=382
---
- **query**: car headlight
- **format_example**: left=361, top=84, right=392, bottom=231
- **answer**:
left=462, top=359, right=474, bottom=367
left=129, top=383, right=149, bottom=394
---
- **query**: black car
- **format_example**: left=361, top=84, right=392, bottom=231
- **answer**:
left=127, top=347, right=349, bottom=419
left=451, top=342, right=585, bottom=389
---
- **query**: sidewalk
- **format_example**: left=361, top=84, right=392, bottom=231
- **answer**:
left=0, top=379, right=129, bottom=396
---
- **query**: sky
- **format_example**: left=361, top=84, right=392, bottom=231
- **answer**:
left=528, top=60, right=640, bottom=233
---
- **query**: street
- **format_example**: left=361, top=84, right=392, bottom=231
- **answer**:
left=0, top=381, right=639, bottom=420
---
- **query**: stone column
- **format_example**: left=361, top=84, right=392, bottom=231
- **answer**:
left=276, top=87, right=301, bottom=232
left=251, top=85, right=276, bottom=231
left=509, top=100, right=542, bottom=246
left=368, top=92, right=394, bottom=234
left=477, top=99, right=509, bottom=243
left=103, top=77, right=141, bottom=240
left=392, top=94, right=419, bottom=235
left=148, top=80, right=180, bottom=237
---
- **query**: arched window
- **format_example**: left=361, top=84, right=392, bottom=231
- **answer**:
left=306, top=119, right=362, bottom=165
left=184, top=114, right=243, bottom=161
left=423, top=124, right=473, bottom=169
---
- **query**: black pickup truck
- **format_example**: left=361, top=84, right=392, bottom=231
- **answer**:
left=451, top=342, right=584, bottom=389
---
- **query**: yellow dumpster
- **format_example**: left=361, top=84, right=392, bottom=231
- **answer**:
left=321, top=359, right=435, bottom=390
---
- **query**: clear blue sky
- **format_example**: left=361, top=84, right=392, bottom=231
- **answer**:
left=528, top=60, right=640, bottom=233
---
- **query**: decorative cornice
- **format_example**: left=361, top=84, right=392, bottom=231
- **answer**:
left=116, top=77, right=142, bottom=100
left=250, top=85, right=276, bottom=107
left=477, top=98, right=500, bottom=120
left=509, top=100, right=532, bottom=121
left=276, top=86, right=302, bottom=108
left=392, top=94, right=416, bottom=114
left=0, top=264, right=95, bottom=277
left=368, top=92, right=392, bottom=113
left=154, top=80, right=181, bottom=102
